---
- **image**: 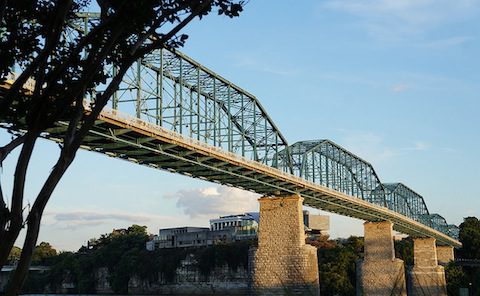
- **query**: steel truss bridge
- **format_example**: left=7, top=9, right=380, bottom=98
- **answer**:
left=0, top=13, right=460, bottom=247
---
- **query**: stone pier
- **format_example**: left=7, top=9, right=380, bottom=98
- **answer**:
left=360, top=221, right=407, bottom=296
left=410, top=238, right=447, bottom=296
left=251, top=194, right=319, bottom=296
left=436, top=245, right=455, bottom=266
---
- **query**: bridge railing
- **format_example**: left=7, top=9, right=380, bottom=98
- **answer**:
left=92, top=104, right=301, bottom=184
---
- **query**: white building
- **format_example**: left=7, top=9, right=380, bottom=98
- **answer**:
left=146, top=212, right=329, bottom=250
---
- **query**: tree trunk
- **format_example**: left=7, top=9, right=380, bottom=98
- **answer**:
left=0, top=181, right=10, bottom=247
left=0, top=136, right=27, bottom=243
left=4, top=211, right=41, bottom=296
left=0, top=1, right=227, bottom=293
left=0, top=131, right=38, bottom=269
left=4, top=152, right=74, bottom=295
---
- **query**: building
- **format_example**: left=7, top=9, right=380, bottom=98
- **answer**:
left=147, top=227, right=211, bottom=250
left=209, top=212, right=259, bottom=241
left=147, top=211, right=329, bottom=250
left=303, top=210, right=330, bottom=238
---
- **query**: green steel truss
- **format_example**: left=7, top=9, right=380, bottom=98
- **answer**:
left=113, top=48, right=289, bottom=166
left=383, top=183, right=459, bottom=238
left=70, top=13, right=289, bottom=168
left=275, top=140, right=386, bottom=206
left=275, top=140, right=458, bottom=239
left=0, top=13, right=459, bottom=242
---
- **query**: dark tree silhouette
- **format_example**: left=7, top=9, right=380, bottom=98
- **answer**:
left=458, top=217, right=480, bottom=260
left=457, top=217, right=480, bottom=295
left=0, top=0, right=244, bottom=294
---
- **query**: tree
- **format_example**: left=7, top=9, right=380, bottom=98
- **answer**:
left=7, top=246, right=21, bottom=264
left=445, top=262, right=468, bottom=296
left=458, top=217, right=480, bottom=260
left=31, top=242, right=57, bottom=265
left=0, top=1, right=244, bottom=294
left=457, top=217, right=480, bottom=295
left=395, top=237, right=413, bottom=266
left=309, top=236, right=364, bottom=296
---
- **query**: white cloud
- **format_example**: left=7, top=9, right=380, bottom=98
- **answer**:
left=420, top=36, right=475, bottom=48
left=43, top=210, right=180, bottom=231
left=32, top=209, right=196, bottom=250
left=401, top=141, right=430, bottom=151
left=324, top=0, right=480, bottom=38
left=337, top=130, right=397, bottom=166
left=166, top=186, right=260, bottom=218
left=392, top=83, right=408, bottom=93
left=393, top=72, right=477, bottom=93
left=337, top=130, right=434, bottom=164
left=233, top=55, right=297, bottom=76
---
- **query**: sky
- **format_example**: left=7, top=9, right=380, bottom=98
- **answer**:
left=1, top=0, right=480, bottom=251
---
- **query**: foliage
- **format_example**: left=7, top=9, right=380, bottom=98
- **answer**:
left=0, top=0, right=244, bottom=293
left=150, top=248, right=185, bottom=283
left=7, top=246, right=21, bottom=264
left=14, top=226, right=253, bottom=294
left=306, top=235, right=337, bottom=249
left=455, top=216, right=480, bottom=295
left=308, top=235, right=364, bottom=296
left=20, top=270, right=50, bottom=294
left=395, top=237, right=413, bottom=266
left=458, top=217, right=480, bottom=260
left=32, top=242, right=57, bottom=265
left=196, top=240, right=252, bottom=277
left=445, top=262, right=468, bottom=296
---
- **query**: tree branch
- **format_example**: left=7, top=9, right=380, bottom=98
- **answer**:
left=0, top=180, right=8, bottom=244
left=136, top=2, right=209, bottom=58
left=70, top=61, right=132, bottom=152
left=0, top=135, right=26, bottom=165
left=0, top=131, right=38, bottom=268
left=129, top=2, right=193, bottom=55
left=5, top=201, right=42, bottom=295
left=0, top=134, right=25, bottom=243
left=0, top=0, right=73, bottom=115
left=44, top=20, right=127, bottom=128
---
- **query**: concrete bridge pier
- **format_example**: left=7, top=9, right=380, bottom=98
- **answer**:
left=436, top=245, right=455, bottom=266
left=410, top=237, right=447, bottom=296
left=251, top=194, right=319, bottom=296
left=360, top=221, right=407, bottom=296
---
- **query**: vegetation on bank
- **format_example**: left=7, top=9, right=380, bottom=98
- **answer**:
left=306, top=235, right=363, bottom=296
left=5, top=216, right=480, bottom=295
left=8, top=225, right=253, bottom=294
left=445, top=217, right=480, bottom=295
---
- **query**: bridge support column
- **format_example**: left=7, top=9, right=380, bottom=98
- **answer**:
left=360, top=221, right=407, bottom=296
left=251, top=194, right=319, bottom=296
left=436, top=245, right=454, bottom=266
left=410, top=238, right=447, bottom=296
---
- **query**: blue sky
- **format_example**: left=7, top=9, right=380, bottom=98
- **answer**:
left=1, top=0, right=479, bottom=250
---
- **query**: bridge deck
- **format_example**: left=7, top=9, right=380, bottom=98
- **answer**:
left=35, top=106, right=459, bottom=247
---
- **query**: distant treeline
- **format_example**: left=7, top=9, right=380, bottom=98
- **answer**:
left=5, top=216, right=480, bottom=295
left=13, top=225, right=252, bottom=294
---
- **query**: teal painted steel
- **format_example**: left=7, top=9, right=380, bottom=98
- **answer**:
left=68, top=13, right=462, bottom=240
left=274, top=140, right=458, bottom=239
left=0, top=12, right=459, bottom=243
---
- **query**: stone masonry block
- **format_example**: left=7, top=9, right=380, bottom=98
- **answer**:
left=252, top=195, right=319, bottom=296
left=413, top=238, right=438, bottom=269
left=364, top=221, right=395, bottom=261
left=361, top=258, right=407, bottom=296
left=361, top=221, right=407, bottom=296
left=436, top=245, right=454, bottom=266
left=410, top=238, right=447, bottom=296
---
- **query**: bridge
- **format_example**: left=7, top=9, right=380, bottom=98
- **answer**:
left=0, top=12, right=460, bottom=295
